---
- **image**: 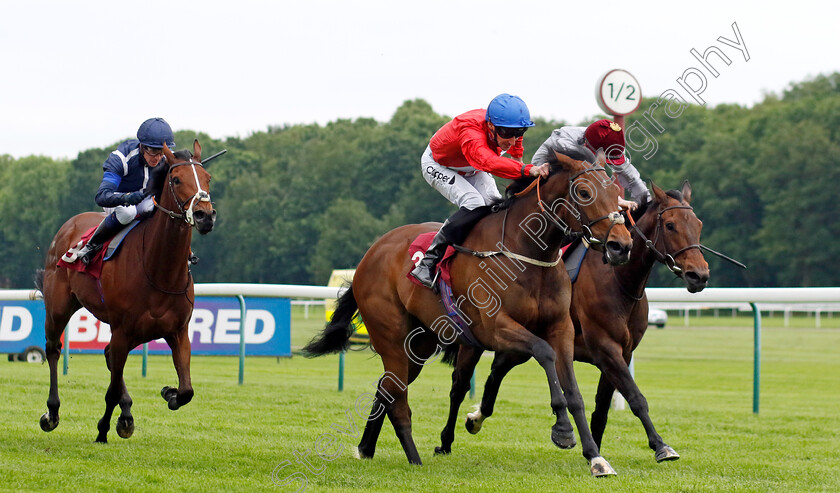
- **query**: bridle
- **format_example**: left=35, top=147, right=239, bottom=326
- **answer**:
left=154, top=158, right=212, bottom=228
left=514, top=163, right=625, bottom=246
left=452, top=162, right=626, bottom=267
left=627, top=204, right=699, bottom=276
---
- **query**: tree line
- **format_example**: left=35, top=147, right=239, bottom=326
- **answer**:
left=2, top=73, right=838, bottom=289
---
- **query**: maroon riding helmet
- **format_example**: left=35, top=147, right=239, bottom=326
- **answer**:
left=584, top=119, right=626, bottom=166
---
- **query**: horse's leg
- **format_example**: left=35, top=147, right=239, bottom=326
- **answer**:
left=96, top=335, right=130, bottom=443
left=356, top=393, right=388, bottom=460
left=357, top=345, right=432, bottom=460
left=39, top=274, right=77, bottom=433
left=492, top=314, right=575, bottom=450
left=590, top=373, right=616, bottom=449
left=40, top=313, right=70, bottom=432
left=548, top=320, right=617, bottom=476
left=465, top=351, right=530, bottom=435
left=103, top=344, right=135, bottom=439
left=162, top=330, right=193, bottom=410
left=593, top=345, right=679, bottom=462
left=435, top=345, right=484, bottom=455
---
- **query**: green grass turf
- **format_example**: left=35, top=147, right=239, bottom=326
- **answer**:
left=1, top=305, right=838, bottom=492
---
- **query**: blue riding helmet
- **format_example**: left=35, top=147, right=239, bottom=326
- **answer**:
left=137, top=117, right=175, bottom=148
left=485, top=94, right=535, bottom=128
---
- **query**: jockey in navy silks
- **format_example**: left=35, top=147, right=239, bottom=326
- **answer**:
left=64, top=117, right=175, bottom=265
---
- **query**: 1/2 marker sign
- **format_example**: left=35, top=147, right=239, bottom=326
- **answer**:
left=595, top=69, right=642, bottom=116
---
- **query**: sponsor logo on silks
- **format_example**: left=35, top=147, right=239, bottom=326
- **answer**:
left=426, top=166, right=456, bottom=185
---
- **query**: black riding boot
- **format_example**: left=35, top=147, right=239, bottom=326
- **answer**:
left=77, top=213, right=124, bottom=265
left=410, top=206, right=492, bottom=291
left=410, top=221, right=451, bottom=290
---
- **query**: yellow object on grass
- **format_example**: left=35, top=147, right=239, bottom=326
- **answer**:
left=325, top=269, right=368, bottom=344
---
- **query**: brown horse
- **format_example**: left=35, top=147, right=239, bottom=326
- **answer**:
left=305, top=152, right=633, bottom=476
left=36, top=140, right=215, bottom=443
left=438, top=181, right=710, bottom=463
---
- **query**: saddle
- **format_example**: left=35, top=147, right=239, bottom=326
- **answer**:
left=57, top=220, right=140, bottom=279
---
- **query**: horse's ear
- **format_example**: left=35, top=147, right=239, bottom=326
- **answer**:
left=193, top=139, right=202, bottom=162
left=552, top=151, right=575, bottom=172
left=595, top=149, right=607, bottom=168
left=681, top=180, right=692, bottom=204
left=163, top=142, right=177, bottom=163
left=650, top=180, right=667, bottom=204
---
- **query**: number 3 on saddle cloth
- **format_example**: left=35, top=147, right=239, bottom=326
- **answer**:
left=57, top=220, right=141, bottom=279
left=405, top=233, right=590, bottom=348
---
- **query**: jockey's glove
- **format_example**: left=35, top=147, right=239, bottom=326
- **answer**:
left=122, top=191, right=145, bottom=206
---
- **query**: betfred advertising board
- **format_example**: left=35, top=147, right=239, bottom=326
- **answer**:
left=0, top=298, right=290, bottom=357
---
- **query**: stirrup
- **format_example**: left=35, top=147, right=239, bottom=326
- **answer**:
left=80, top=245, right=101, bottom=265
left=60, top=240, right=85, bottom=263
left=411, top=266, right=440, bottom=293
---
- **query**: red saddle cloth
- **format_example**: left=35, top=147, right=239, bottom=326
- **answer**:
left=406, top=232, right=459, bottom=287
left=56, top=227, right=112, bottom=280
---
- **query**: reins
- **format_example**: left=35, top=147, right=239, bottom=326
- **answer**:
left=454, top=164, right=623, bottom=268
left=140, top=225, right=192, bottom=296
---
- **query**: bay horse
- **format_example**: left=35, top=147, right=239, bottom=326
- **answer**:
left=305, top=152, right=633, bottom=476
left=437, top=181, right=709, bottom=463
left=36, top=140, right=215, bottom=443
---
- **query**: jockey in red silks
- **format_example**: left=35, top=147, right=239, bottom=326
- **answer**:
left=410, top=94, right=550, bottom=290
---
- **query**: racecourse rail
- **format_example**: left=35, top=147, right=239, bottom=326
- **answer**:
left=3, top=285, right=839, bottom=414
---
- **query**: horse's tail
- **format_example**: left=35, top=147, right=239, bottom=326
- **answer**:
left=303, top=284, right=358, bottom=357
left=440, top=342, right=459, bottom=367
left=34, top=269, right=44, bottom=292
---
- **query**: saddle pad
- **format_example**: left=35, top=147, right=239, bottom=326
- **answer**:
left=406, top=232, right=458, bottom=286
left=406, top=232, right=484, bottom=349
left=561, top=238, right=588, bottom=283
left=57, top=220, right=140, bottom=279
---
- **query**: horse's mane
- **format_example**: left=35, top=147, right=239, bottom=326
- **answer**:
left=630, top=188, right=684, bottom=222
left=172, top=149, right=193, bottom=161
left=500, top=146, right=598, bottom=212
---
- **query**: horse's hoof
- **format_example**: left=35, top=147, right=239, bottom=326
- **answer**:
left=161, top=386, right=176, bottom=400
left=39, top=412, right=59, bottom=432
left=465, top=412, right=483, bottom=434
left=434, top=446, right=451, bottom=455
left=116, top=416, right=134, bottom=439
left=551, top=427, right=576, bottom=449
left=95, top=434, right=108, bottom=444
left=161, top=386, right=179, bottom=410
left=655, top=445, right=680, bottom=462
left=352, top=447, right=372, bottom=460
left=590, top=456, right=617, bottom=477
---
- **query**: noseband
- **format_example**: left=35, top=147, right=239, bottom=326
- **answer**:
left=154, top=159, right=212, bottom=228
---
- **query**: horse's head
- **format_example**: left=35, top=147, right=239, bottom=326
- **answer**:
left=643, top=181, right=710, bottom=292
left=161, top=140, right=216, bottom=235
left=545, top=150, right=632, bottom=265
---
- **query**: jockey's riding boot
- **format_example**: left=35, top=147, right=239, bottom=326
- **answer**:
left=410, top=223, right=451, bottom=291
left=78, top=213, right=123, bottom=265
left=410, top=206, right=493, bottom=291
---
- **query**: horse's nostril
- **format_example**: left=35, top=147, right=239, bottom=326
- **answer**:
left=606, top=241, right=622, bottom=253
left=685, top=271, right=709, bottom=285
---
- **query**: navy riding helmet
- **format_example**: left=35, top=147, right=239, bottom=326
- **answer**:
left=137, top=117, right=175, bottom=148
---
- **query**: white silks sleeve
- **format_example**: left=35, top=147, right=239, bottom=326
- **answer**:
left=612, top=161, right=651, bottom=203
